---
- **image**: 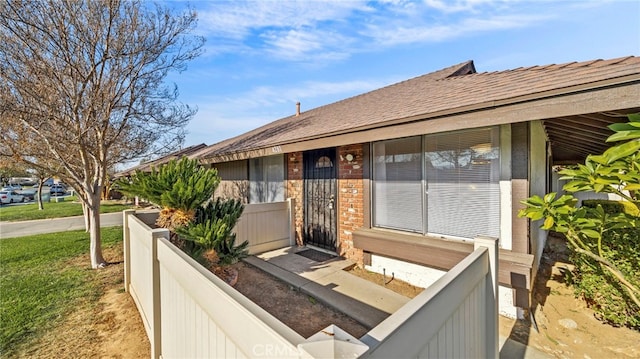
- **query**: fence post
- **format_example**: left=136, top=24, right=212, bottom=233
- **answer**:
left=122, top=209, right=136, bottom=293
left=298, top=325, right=369, bottom=358
left=150, top=228, right=169, bottom=359
left=287, top=197, right=296, bottom=246
left=475, top=236, right=499, bottom=359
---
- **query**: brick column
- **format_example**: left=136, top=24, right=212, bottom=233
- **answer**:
left=286, top=152, right=304, bottom=246
left=337, top=144, right=365, bottom=266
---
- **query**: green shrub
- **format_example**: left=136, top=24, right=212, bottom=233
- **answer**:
left=568, top=227, right=640, bottom=328
left=521, top=115, right=640, bottom=328
left=581, top=199, right=640, bottom=218
left=176, top=198, right=248, bottom=266
left=581, top=199, right=625, bottom=214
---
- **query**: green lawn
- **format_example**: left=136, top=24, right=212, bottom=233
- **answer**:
left=0, top=197, right=132, bottom=222
left=0, top=227, right=123, bottom=357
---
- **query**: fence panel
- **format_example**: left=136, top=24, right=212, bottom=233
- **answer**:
left=235, top=199, right=294, bottom=255
left=359, top=237, right=498, bottom=358
left=156, top=236, right=304, bottom=359
left=124, top=212, right=168, bottom=358
left=126, top=214, right=155, bottom=338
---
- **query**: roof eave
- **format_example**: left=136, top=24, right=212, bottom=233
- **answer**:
left=198, top=73, right=640, bottom=164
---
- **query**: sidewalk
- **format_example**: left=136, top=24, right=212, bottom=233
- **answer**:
left=245, top=246, right=551, bottom=359
left=0, top=212, right=123, bottom=239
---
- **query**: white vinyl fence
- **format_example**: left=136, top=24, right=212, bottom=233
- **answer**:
left=123, top=203, right=498, bottom=359
left=359, top=236, right=499, bottom=358
left=235, top=199, right=295, bottom=255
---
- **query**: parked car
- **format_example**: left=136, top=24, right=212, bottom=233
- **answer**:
left=32, top=178, right=54, bottom=188
left=0, top=190, right=25, bottom=204
left=20, top=189, right=37, bottom=201
left=18, top=178, right=37, bottom=187
left=2, top=184, right=22, bottom=191
left=49, top=184, right=67, bottom=196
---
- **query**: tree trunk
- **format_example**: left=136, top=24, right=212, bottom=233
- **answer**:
left=87, top=191, right=106, bottom=268
left=82, top=201, right=90, bottom=232
left=36, top=181, right=44, bottom=210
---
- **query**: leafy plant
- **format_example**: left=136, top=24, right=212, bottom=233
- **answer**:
left=519, top=114, right=640, bottom=327
left=569, top=227, right=640, bottom=328
left=176, top=198, right=248, bottom=266
left=117, top=157, right=220, bottom=231
left=119, top=157, right=249, bottom=271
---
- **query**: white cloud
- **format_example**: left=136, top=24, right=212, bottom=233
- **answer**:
left=261, top=28, right=353, bottom=61
left=423, top=0, right=502, bottom=13
left=192, top=0, right=564, bottom=65
left=363, top=13, right=551, bottom=46
left=195, top=1, right=368, bottom=64
left=197, top=1, right=367, bottom=39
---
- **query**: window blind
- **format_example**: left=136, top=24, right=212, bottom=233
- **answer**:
left=249, top=155, right=284, bottom=203
left=372, top=127, right=501, bottom=239
left=373, top=137, right=423, bottom=232
left=425, top=128, right=500, bottom=238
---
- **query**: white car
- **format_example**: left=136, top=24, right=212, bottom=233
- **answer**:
left=0, top=190, right=25, bottom=204
left=2, top=184, right=22, bottom=191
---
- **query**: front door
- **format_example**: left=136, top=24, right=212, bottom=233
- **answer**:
left=303, top=148, right=337, bottom=251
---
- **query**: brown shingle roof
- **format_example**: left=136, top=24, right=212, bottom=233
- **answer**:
left=195, top=56, right=640, bottom=160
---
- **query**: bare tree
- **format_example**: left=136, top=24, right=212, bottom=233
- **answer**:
left=0, top=0, right=203, bottom=268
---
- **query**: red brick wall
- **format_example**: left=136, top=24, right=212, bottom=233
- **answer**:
left=337, top=144, right=365, bottom=266
left=286, top=146, right=366, bottom=265
left=286, top=151, right=304, bottom=245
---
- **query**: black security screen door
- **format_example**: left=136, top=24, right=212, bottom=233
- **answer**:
left=303, top=148, right=337, bottom=251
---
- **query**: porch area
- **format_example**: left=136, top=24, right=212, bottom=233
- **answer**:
left=122, top=201, right=547, bottom=358
left=247, top=246, right=549, bottom=359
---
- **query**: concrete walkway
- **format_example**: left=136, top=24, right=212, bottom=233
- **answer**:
left=0, top=212, right=123, bottom=239
left=246, top=246, right=551, bottom=359
left=245, top=246, right=409, bottom=329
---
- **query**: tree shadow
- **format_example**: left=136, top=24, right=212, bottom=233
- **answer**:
left=505, top=232, right=570, bottom=349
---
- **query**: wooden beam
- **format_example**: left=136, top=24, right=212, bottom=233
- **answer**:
left=551, top=138, right=606, bottom=155
left=545, top=121, right=611, bottom=138
left=546, top=131, right=608, bottom=150
left=545, top=127, right=608, bottom=144
left=549, top=117, right=616, bottom=133
left=548, top=137, right=607, bottom=152
left=580, top=113, right=627, bottom=124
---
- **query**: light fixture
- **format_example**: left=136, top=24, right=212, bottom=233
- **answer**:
left=471, top=143, right=492, bottom=155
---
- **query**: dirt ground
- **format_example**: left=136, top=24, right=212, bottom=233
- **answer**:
left=499, top=233, right=640, bottom=358
left=23, top=235, right=640, bottom=358
left=231, top=261, right=369, bottom=338
left=347, top=266, right=425, bottom=299
left=14, top=246, right=150, bottom=358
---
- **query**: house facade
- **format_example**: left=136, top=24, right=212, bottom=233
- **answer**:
left=192, top=56, right=640, bottom=317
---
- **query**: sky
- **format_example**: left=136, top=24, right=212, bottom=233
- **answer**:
left=164, top=0, right=640, bottom=148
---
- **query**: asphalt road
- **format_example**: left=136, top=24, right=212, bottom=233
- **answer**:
left=0, top=212, right=123, bottom=239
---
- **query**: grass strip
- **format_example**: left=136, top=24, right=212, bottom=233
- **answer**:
left=0, top=198, right=132, bottom=222
left=0, top=227, right=123, bottom=357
